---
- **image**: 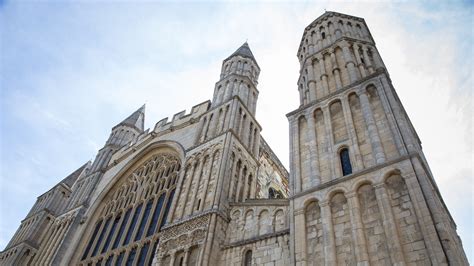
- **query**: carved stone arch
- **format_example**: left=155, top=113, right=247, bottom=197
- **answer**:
left=71, top=141, right=184, bottom=264
left=352, top=178, right=374, bottom=192
left=273, top=208, right=286, bottom=232
left=258, top=209, right=271, bottom=235
left=325, top=187, right=349, bottom=202
left=381, top=168, right=403, bottom=184
left=303, top=196, right=321, bottom=210
left=231, top=209, right=242, bottom=219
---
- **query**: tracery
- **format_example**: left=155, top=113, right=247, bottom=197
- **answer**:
left=80, top=152, right=181, bottom=265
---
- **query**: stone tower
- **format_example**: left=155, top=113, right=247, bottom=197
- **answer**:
left=0, top=11, right=468, bottom=266
left=0, top=42, right=290, bottom=265
left=287, top=11, right=468, bottom=265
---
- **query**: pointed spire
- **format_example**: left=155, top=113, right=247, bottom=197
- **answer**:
left=116, top=104, right=145, bottom=132
left=224, top=42, right=258, bottom=66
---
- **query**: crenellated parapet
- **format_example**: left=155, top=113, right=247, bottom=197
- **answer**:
left=153, top=101, right=210, bottom=134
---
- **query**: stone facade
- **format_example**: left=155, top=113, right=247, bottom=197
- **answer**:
left=287, top=11, right=468, bottom=266
left=0, top=11, right=468, bottom=266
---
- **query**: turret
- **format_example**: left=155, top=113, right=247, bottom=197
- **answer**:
left=212, top=42, right=260, bottom=115
left=90, top=105, right=145, bottom=172
left=296, top=12, right=386, bottom=106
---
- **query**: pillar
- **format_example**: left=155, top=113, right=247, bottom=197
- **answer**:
left=321, top=201, right=336, bottom=266
left=330, top=51, right=343, bottom=90
left=342, top=42, right=358, bottom=83
left=358, top=90, right=386, bottom=164
left=294, top=208, right=307, bottom=266
left=347, top=192, right=370, bottom=266
left=307, top=62, right=317, bottom=101
left=374, top=183, right=406, bottom=266
left=318, top=57, right=330, bottom=96
left=322, top=106, right=335, bottom=182
left=306, top=112, right=321, bottom=186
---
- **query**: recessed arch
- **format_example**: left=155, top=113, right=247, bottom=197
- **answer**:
left=74, top=141, right=184, bottom=265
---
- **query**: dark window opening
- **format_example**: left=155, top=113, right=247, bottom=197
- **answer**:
left=321, top=32, right=326, bottom=39
left=340, top=148, right=353, bottom=176
left=244, top=250, right=252, bottom=266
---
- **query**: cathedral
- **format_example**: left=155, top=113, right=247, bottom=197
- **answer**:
left=0, top=11, right=468, bottom=266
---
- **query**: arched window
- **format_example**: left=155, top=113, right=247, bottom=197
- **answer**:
left=321, top=32, right=326, bottom=39
left=340, top=148, right=352, bottom=176
left=80, top=152, right=181, bottom=266
left=244, top=250, right=252, bottom=266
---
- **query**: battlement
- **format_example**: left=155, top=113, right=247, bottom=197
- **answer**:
left=153, top=100, right=210, bottom=133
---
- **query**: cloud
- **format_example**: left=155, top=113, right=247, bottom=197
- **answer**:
left=0, top=1, right=472, bottom=261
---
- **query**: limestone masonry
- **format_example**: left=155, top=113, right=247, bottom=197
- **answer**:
left=0, top=11, right=468, bottom=266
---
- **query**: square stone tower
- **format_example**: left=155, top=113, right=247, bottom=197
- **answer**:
left=286, top=11, right=468, bottom=266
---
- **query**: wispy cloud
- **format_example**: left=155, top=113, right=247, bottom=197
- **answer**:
left=0, top=0, right=472, bottom=261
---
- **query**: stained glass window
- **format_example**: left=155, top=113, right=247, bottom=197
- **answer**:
left=79, top=152, right=181, bottom=265
left=81, top=220, right=102, bottom=260
left=102, top=213, right=121, bottom=253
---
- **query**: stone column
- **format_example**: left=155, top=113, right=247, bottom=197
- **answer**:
left=36, top=225, right=59, bottom=265
left=330, top=51, right=343, bottom=90
left=347, top=192, right=370, bottom=266
left=341, top=98, right=364, bottom=171
left=188, top=158, right=205, bottom=214
left=169, top=251, right=176, bottom=266
left=200, top=155, right=214, bottom=210
left=318, top=57, right=330, bottom=96
left=321, top=200, right=336, bottom=266
left=307, top=62, right=317, bottom=102
left=328, top=21, right=336, bottom=43
left=250, top=169, right=257, bottom=198
left=352, top=44, right=367, bottom=78
left=306, top=112, right=321, bottom=186
left=358, top=90, right=386, bottom=164
left=179, top=163, right=196, bottom=218
left=291, top=118, right=302, bottom=193
left=294, top=208, right=307, bottom=266
left=322, top=106, right=335, bottom=182
left=242, top=171, right=250, bottom=201
left=235, top=164, right=245, bottom=202
left=342, top=42, right=359, bottom=83
left=362, top=46, right=374, bottom=74
left=316, top=31, right=322, bottom=51
left=374, top=183, right=406, bottom=266
left=253, top=129, right=259, bottom=155
left=183, top=248, right=190, bottom=265
left=228, top=158, right=238, bottom=200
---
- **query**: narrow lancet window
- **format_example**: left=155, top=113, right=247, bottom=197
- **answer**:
left=340, top=148, right=352, bottom=176
left=244, top=250, right=252, bottom=266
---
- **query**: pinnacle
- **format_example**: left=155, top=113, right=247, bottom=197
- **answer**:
left=224, top=42, right=258, bottom=66
left=116, top=104, right=146, bottom=132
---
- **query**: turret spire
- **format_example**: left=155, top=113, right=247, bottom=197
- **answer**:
left=116, top=104, right=145, bottom=132
left=224, top=42, right=258, bottom=66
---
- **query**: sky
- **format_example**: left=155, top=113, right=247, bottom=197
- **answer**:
left=0, top=0, right=472, bottom=262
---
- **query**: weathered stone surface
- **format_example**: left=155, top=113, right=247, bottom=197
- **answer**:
left=0, top=11, right=468, bottom=266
